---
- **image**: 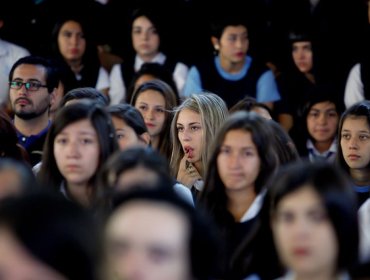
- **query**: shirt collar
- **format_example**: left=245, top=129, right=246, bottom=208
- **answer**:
left=134, top=52, right=166, bottom=72
left=240, top=188, right=266, bottom=222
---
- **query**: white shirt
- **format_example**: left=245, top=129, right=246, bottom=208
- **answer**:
left=344, top=63, right=363, bottom=109
left=109, top=52, right=188, bottom=104
left=358, top=198, right=370, bottom=262
left=0, top=38, right=30, bottom=106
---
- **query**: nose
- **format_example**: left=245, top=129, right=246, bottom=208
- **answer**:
left=145, top=109, right=155, bottom=120
left=292, top=217, right=310, bottom=240
left=228, top=153, right=241, bottom=168
left=349, top=137, right=358, bottom=149
left=181, top=128, right=191, bottom=142
left=317, top=113, right=327, bottom=125
left=66, top=141, right=81, bottom=157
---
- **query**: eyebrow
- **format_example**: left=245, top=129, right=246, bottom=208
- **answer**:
left=177, top=122, right=201, bottom=126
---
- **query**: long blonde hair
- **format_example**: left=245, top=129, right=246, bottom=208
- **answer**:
left=170, top=93, right=228, bottom=177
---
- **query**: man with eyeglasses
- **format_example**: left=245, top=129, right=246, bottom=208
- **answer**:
left=8, top=56, right=59, bottom=166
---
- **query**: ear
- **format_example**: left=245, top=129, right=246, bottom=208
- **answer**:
left=211, top=36, right=220, bottom=50
left=0, top=20, right=4, bottom=29
left=48, top=88, right=58, bottom=109
left=139, top=132, right=151, bottom=146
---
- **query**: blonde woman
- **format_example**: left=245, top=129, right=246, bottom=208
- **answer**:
left=170, top=93, right=228, bottom=200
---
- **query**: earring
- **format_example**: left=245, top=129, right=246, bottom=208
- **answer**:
left=214, top=44, right=219, bottom=50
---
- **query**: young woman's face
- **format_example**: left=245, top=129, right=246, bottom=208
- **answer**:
left=105, top=202, right=191, bottom=280
left=54, top=119, right=100, bottom=186
left=306, top=101, right=338, bottom=144
left=217, top=25, right=249, bottom=65
left=340, top=116, right=370, bottom=169
left=217, top=129, right=260, bottom=193
left=292, top=41, right=313, bottom=73
left=58, top=20, right=86, bottom=63
left=176, top=109, right=203, bottom=165
left=272, top=186, right=338, bottom=278
left=111, top=116, right=145, bottom=151
left=135, top=90, right=166, bottom=138
left=132, top=16, right=160, bottom=59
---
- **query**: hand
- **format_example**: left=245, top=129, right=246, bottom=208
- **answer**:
left=177, top=156, right=202, bottom=188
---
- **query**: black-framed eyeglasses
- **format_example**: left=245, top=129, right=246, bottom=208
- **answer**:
left=9, top=81, right=48, bottom=91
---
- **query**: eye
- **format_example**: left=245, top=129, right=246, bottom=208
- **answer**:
left=137, top=105, right=147, bottom=111
left=55, top=137, right=68, bottom=145
left=155, top=108, right=165, bottom=113
left=359, top=134, right=370, bottom=141
left=190, top=126, right=201, bottom=131
left=176, top=126, right=184, bottom=132
left=219, top=146, right=231, bottom=154
left=116, top=132, right=125, bottom=139
left=341, top=133, right=350, bottom=140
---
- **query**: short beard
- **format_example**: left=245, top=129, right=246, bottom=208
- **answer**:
left=15, top=107, right=48, bottom=120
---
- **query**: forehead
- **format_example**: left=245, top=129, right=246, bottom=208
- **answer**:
left=136, top=90, right=165, bottom=105
left=292, top=41, right=312, bottom=48
left=310, top=101, right=336, bottom=110
left=342, top=116, right=370, bottom=130
left=276, top=185, right=321, bottom=211
left=133, top=16, right=154, bottom=28
left=58, top=119, right=96, bottom=134
left=177, top=109, right=200, bottom=123
left=222, top=25, right=248, bottom=36
left=107, top=201, right=188, bottom=246
left=60, top=20, right=82, bottom=32
left=12, top=64, right=47, bottom=81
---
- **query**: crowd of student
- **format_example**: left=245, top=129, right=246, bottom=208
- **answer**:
left=1, top=0, right=370, bottom=279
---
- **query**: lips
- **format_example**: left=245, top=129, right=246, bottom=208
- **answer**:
left=145, top=122, right=155, bottom=128
left=347, top=154, right=360, bottom=160
left=15, top=98, right=31, bottom=105
left=292, top=247, right=310, bottom=257
left=184, top=146, right=194, bottom=159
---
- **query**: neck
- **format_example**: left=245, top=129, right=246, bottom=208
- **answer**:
left=14, top=113, right=49, bottom=136
left=227, top=186, right=256, bottom=221
left=305, top=72, right=316, bottom=84
left=219, top=55, right=245, bottom=73
left=67, top=59, right=83, bottom=74
left=350, top=167, right=370, bottom=186
left=66, top=182, right=92, bottom=208
left=150, top=135, right=160, bottom=150
left=314, top=139, right=333, bottom=153
left=295, top=269, right=337, bottom=280
left=139, top=53, right=157, bottom=63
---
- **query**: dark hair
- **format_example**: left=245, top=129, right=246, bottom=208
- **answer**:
left=99, top=147, right=174, bottom=192
left=60, top=87, right=109, bottom=108
left=126, top=62, right=179, bottom=103
left=108, top=187, right=219, bottom=280
left=9, top=55, right=59, bottom=93
left=38, top=103, right=118, bottom=205
left=209, top=14, right=249, bottom=40
left=229, top=96, right=272, bottom=117
left=268, top=120, right=300, bottom=165
left=0, top=191, right=99, bottom=280
left=131, top=79, right=179, bottom=161
left=107, top=103, right=148, bottom=137
left=337, top=100, right=370, bottom=173
left=199, top=111, right=279, bottom=227
left=269, top=161, right=358, bottom=272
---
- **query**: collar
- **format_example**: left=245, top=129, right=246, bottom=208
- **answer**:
left=281, top=271, right=351, bottom=280
left=240, top=188, right=266, bottom=222
left=134, top=52, right=166, bottom=72
left=214, top=55, right=251, bottom=81
left=306, top=138, right=337, bottom=162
